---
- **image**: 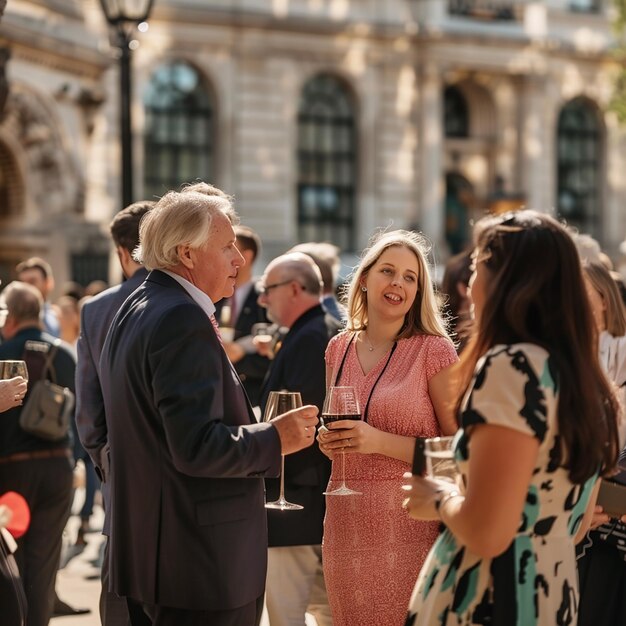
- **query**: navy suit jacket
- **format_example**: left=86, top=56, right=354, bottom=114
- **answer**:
left=99, top=270, right=281, bottom=610
left=260, top=304, right=340, bottom=546
left=75, top=267, right=148, bottom=534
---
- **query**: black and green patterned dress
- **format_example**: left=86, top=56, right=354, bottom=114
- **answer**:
left=406, top=343, right=597, bottom=626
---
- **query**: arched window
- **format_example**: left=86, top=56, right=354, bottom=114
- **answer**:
left=297, top=74, right=356, bottom=251
left=444, top=86, right=469, bottom=138
left=143, top=62, right=214, bottom=199
left=557, top=98, right=602, bottom=235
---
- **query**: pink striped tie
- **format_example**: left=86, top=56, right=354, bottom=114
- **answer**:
left=209, top=314, right=223, bottom=346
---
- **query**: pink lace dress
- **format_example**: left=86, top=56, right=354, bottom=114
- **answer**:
left=322, top=332, right=458, bottom=626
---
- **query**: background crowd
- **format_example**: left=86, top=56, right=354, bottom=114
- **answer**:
left=0, top=181, right=625, bottom=626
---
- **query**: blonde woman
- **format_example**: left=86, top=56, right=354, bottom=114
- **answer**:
left=318, top=230, right=457, bottom=626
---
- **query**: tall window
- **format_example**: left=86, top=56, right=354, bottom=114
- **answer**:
left=71, top=253, right=110, bottom=287
left=557, top=98, right=602, bottom=235
left=297, top=74, right=356, bottom=251
left=569, top=0, right=601, bottom=13
left=143, top=62, right=214, bottom=199
left=444, top=86, right=469, bottom=138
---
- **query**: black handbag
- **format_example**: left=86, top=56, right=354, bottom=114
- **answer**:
left=18, top=342, right=74, bottom=441
left=0, top=528, right=27, bottom=626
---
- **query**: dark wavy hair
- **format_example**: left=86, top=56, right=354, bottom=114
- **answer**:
left=458, top=210, right=619, bottom=483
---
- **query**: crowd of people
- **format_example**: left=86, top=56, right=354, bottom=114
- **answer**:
left=0, top=182, right=625, bottom=626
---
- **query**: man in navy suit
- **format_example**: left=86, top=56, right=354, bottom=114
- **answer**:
left=258, top=252, right=340, bottom=626
left=75, top=200, right=154, bottom=625
left=98, top=189, right=318, bottom=625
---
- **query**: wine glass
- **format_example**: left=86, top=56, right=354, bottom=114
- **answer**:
left=322, top=385, right=362, bottom=496
left=264, top=390, right=304, bottom=511
left=252, top=323, right=277, bottom=359
left=0, top=360, right=29, bottom=381
left=423, top=436, right=459, bottom=484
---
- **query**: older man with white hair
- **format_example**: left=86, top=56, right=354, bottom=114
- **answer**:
left=99, top=189, right=318, bottom=626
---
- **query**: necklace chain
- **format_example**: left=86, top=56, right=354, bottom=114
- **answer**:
left=362, top=330, right=391, bottom=352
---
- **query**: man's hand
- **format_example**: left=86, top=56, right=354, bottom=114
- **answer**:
left=271, top=405, right=319, bottom=455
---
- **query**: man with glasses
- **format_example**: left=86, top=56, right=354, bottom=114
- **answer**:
left=258, top=252, right=341, bottom=626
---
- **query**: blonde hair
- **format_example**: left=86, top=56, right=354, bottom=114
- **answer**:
left=584, top=261, right=626, bottom=336
left=135, top=190, right=237, bottom=270
left=344, top=229, right=448, bottom=339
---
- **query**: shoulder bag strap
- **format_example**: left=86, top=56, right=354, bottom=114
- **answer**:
left=40, top=341, right=59, bottom=384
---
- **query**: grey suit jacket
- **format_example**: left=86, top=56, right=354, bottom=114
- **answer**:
left=75, top=268, right=148, bottom=533
left=99, top=270, right=281, bottom=609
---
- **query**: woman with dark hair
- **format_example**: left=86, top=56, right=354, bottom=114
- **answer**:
left=440, top=248, right=473, bottom=352
left=404, top=210, right=620, bottom=625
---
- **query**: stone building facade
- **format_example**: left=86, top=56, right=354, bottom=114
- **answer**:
left=0, top=0, right=624, bottom=288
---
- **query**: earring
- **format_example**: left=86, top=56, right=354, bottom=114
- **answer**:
left=361, top=286, right=367, bottom=292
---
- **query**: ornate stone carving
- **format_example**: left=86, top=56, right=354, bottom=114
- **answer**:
left=0, top=47, right=9, bottom=118
left=1, top=86, right=84, bottom=218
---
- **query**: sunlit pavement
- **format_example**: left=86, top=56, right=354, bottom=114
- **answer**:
left=52, top=491, right=317, bottom=626
left=53, top=498, right=103, bottom=626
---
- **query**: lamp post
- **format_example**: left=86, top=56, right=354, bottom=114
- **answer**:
left=99, top=0, right=155, bottom=210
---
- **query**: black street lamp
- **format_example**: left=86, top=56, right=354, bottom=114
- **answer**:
left=99, top=0, right=155, bottom=210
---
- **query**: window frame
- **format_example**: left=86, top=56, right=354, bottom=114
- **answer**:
left=296, top=74, right=357, bottom=252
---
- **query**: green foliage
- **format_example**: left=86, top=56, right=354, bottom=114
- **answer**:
left=615, top=0, right=626, bottom=38
left=611, top=1, right=626, bottom=123
left=610, top=68, right=626, bottom=123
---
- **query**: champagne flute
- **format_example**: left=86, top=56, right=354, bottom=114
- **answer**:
left=322, top=385, right=362, bottom=496
left=264, top=390, right=304, bottom=511
left=0, top=360, right=29, bottom=381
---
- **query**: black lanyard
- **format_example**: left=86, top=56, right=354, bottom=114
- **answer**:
left=333, top=333, right=397, bottom=423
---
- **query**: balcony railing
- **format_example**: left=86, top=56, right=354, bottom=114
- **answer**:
left=449, top=0, right=525, bottom=21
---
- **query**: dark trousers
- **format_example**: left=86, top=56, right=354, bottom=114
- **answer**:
left=79, top=455, right=99, bottom=520
left=0, top=456, right=73, bottom=626
left=128, top=594, right=264, bottom=626
left=101, top=537, right=132, bottom=626
left=578, top=538, right=626, bottom=626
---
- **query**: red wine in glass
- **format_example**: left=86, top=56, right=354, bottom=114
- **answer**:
left=321, top=414, right=361, bottom=425
left=322, top=386, right=362, bottom=496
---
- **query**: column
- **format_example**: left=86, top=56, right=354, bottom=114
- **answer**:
left=519, top=74, right=549, bottom=212
left=417, top=61, right=445, bottom=248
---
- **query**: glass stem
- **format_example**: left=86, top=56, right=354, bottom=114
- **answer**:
left=279, top=455, right=286, bottom=501
left=341, top=451, right=346, bottom=488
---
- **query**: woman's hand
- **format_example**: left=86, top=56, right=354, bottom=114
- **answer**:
left=316, top=426, right=336, bottom=460
left=589, top=504, right=611, bottom=530
left=588, top=505, right=626, bottom=528
left=317, top=420, right=381, bottom=456
left=401, top=472, right=461, bottom=521
left=0, top=377, right=27, bottom=413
